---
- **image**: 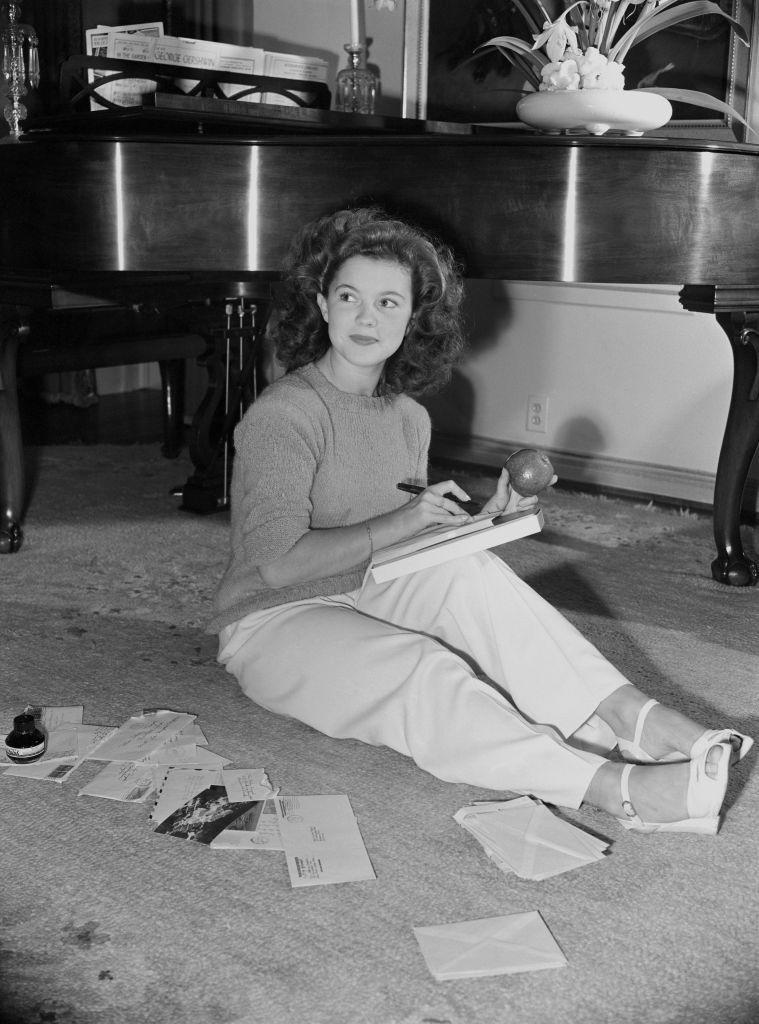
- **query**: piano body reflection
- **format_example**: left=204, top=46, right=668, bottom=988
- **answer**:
left=1, top=106, right=758, bottom=585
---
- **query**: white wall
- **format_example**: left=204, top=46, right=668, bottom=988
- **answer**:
left=251, top=0, right=406, bottom=115
left=424, top=282, right=741, bottom=508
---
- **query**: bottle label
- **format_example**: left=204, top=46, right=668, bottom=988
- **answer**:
left=5, top=741, right=46, bottom=763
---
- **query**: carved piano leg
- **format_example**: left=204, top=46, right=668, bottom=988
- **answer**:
left=0, top=311, right=26, bottom=553
left=711, top=311, right=759, bottom=586
left=158, top=358, right=186, bottom=458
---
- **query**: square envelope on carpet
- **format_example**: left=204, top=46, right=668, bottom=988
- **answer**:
left=455, top=798, right=607, bottom=880
left=413, top=911, right=567, bottom=980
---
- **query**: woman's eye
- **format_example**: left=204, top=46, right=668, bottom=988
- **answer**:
left=379, top=297, right=397, bottom=308
left=337, top=290, right=355, bottom=302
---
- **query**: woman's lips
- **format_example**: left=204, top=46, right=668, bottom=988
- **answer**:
left=350, top=334, right=378, bottom=345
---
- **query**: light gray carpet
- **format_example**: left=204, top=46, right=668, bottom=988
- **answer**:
left=1, top=444, right=758, bottom=1024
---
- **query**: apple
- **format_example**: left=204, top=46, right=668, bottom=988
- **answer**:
left=505, top=448, right=555, bottom=496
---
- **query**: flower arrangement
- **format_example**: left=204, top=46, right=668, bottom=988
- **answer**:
left=476, top=0, right=750, bottom=126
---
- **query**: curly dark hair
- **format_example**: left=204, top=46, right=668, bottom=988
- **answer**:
left=267, top=206, right=466, bottom=398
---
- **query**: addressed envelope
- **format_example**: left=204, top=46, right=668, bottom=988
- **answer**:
left=144, top=743, right=231, bottom=768
left=413, top=911, right=567, bottom=980
left=3, top=757, right=78, bottom=783
left=86, top=711, right=197, bottom=762
left=222, top=768, right=276, bottom=803
left=276, top=795, right=375, bottom=887
left=79, top=759, right=157, bottom=802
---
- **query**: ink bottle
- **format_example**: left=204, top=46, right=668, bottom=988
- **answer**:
left=4, top=712, right=46, bottom=764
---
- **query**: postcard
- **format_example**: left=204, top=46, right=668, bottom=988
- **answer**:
left=149, top=767, right=222, bottom=823
left=208, top=773, right=279, bottom=850
left=153, top=783, right=258, bottom=844
left=211, top=799, right=283, bottom=850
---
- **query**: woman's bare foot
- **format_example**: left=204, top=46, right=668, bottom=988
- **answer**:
left=595, top=685, right=706, bottom=761
left=584, top=743, right=726, bottom=823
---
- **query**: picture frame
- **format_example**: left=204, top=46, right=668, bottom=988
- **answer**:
left=401, top=0, right=757, bottom=139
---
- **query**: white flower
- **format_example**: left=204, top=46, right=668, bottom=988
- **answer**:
left=595, top=61, right=625, bottom=89
left=539, top=58, right=581, bottom=91
left=576, top=46, right=607, bottom=78
left=575, top=47, right=625, bottom=89
left=532, top=16, right=579, bottom=62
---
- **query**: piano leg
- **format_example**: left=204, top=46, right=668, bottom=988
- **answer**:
left=710, top=311, right=759, bottom=586
left=0, top=311, right=26, bottom=553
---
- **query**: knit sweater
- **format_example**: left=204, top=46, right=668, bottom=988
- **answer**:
left=208, top=362, right=431, bottom=633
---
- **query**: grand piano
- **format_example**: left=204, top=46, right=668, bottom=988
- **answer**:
left=1, top=98, right=759, bottom=585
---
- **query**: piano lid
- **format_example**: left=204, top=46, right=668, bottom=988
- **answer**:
left=5, top=113, right=759, bottom=286
left=26, top=91, right=481, bottom=140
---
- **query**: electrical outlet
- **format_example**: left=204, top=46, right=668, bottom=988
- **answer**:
left=526, top=394, right=549, bottom=433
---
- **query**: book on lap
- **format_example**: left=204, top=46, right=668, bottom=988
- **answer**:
left=369, top=507, right=544, bottom=583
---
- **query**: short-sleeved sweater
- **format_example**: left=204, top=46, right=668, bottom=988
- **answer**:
left=208, top=362, right=430, bottom=633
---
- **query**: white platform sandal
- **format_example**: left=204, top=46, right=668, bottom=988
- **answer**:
left=616, top=741, right=731, bottom=835
left=617, top=698, right=753, bottom=765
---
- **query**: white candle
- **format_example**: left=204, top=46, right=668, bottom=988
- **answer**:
left=349, top=0, right=361, bottom=47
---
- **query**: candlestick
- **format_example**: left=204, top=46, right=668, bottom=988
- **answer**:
left=349, top=0, right=361, bottom=47
left=335, top=43, right=377, bottom=115
left=1, top=1, right=39, bottom=142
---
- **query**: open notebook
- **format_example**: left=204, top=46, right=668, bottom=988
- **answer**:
left=369, top=506, right=544, bottom=583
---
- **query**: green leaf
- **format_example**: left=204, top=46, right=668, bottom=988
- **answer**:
left=507, top=0, right=548, bottom=36
left=565, top=5, right=590, bottom=50
left=476, top=35, right=547, bottom=58
left=600, top=0, right=635, bottom=53
left=475, top=37, right=546, bottom=90
left=638, top=87, right=756, bottom=137
left=610, top=1, right=749, bottom=62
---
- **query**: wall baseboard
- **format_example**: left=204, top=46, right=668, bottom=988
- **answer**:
left=430, top=432, right=759, bottom=516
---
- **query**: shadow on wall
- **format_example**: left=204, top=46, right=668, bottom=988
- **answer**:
left=554, top=416, right=607, bottom=456
left=423, top=368, right=476, bottom=437
left=423, top=280, right=515, bottom=438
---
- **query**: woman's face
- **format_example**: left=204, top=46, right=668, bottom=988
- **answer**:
left=316, top=256, right=413, bottom=375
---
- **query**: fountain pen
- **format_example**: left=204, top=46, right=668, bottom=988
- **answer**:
left=396, top=482, right=481, bottom=515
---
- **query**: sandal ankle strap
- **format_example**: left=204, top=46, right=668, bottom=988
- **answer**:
left=631, top=698, right=659, bottom=751
left=620, top=763, right=638, bottom=820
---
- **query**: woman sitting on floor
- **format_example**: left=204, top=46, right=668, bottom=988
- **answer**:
left=210, top=205, right=752, bottom=834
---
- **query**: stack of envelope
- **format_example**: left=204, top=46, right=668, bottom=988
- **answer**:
left=455, top=797, right=608, bottom=881
left=414, top=911, right=567, bottom=980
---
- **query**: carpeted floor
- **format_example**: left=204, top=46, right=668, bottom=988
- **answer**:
left=1, top=443, right=758, bottom=1024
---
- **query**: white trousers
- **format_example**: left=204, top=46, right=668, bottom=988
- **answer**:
left=218, top=551, right=631, bottom=808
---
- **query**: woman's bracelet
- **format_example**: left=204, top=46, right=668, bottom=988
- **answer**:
left=365, top=521, right=374, bottom=559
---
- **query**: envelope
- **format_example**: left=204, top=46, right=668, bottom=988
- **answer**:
left=413, top=911, right=567, bottom=980
left=455, top=797, right=607, bottom=880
